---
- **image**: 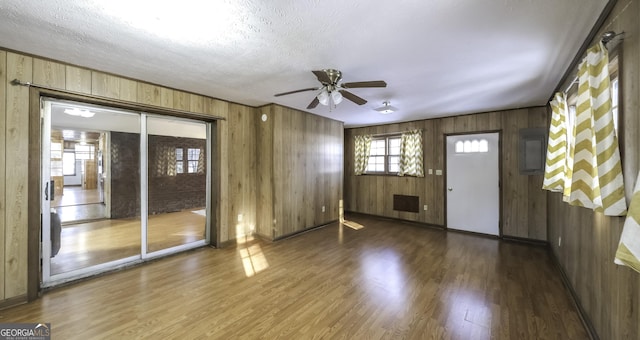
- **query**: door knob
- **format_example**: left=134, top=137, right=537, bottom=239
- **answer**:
left=448, top=187, right=453, bottom=192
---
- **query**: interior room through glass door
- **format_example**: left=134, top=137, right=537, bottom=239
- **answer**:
left=145, top=116, right=208, bottom=253
left=42, top=99, right=141, bottom=283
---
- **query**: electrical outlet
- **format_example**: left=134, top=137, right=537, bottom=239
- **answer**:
left=322, top=206, right=326, bottom=213
left=428, top=168, right=433, bottom=175
left=423, top=205, right=428, bottom=211
left=238, top=214, right=243, bottom=222
left=558, top=236, right=562, bottom=247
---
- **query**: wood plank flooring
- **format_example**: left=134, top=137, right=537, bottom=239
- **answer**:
left=2, top=215, right=587, bottom=339
left=51, top=210, right=206, bottom=274
left=53, top=186, right=105, bottom=222
left=53, top=186, right=102, bottom=207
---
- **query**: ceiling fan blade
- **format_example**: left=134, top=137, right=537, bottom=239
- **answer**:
left=339, top=90, right=367, bottom=105
left=312, top=70, right=332, bottom=84
left=341, top=80, right=387, bottom=88
left=307, top=97, right=320, bottom=109
left=274, top=87, right=318, bottom=97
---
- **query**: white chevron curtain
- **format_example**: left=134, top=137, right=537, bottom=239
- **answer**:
left=615, top=172, right=640, bottom=273
left=398, top=129, right=424, bottom=177
left=542, top=42, right=626, bottom=216
left=354, top=135, right=372, bottom=175
left=567, top=42, right=626, bottom=216
left=542, top=92, right=569, bottom=192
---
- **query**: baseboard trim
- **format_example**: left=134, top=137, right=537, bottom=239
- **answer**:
left=501, top=235, right=548, bottom=247
left=344, top=211, right=445, bottom=231
left=273, top=220, right=338, bottom=242
left=548, top=248, right=599, bottom=340
left=0, top=295, right=27, bottom=311
left=215, top=239, right=236, bottom=248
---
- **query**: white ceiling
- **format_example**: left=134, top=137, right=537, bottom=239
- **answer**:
left=1, top=0, right=608, bottom=127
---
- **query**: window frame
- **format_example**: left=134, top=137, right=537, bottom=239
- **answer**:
left=364, top=134, right=402, bottom=175
left=187, top=148, right=200, bottom=174
left=175, top=147, right=184, bottom=174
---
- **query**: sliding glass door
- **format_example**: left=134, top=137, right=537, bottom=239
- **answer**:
left=41, top=98, right=211, bottom=286
left=144, top=116, right=209, bottom=256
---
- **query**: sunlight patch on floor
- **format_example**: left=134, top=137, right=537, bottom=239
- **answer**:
left=239, top=244, right=269, bottom=277
left=342, top=220, right=364, bottom=230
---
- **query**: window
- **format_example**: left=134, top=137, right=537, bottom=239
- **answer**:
left=455, top=139, right=489, bottom=154
left=176, top=148, right=184, bottom=174
left=365, top=135, right=401, bottom=174
left=51, top=142, right=62, bottom=159
left=612, top=77, right=619, bottom=132
left=74, top=143, right=95, bottom=160
left=187, top=148, right=200, bottom=173
left=610, top=54, right=619, bottom=134
left=63, top=151, right=76, bottom=176
left=175, top=147, right=202, bottom=174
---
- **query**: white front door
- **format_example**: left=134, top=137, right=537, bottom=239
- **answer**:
left=446, top=133, right=500, bottom=236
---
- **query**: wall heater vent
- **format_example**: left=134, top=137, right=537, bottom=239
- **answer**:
left=393, top=195, right=419, bottom=213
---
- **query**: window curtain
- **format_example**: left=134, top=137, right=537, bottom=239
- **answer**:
left=567, top=41, right=626, bottom=216
left=197, top=147, right=205, bottom=174
left=154, top=145, right=176, bottom=177
left=354, top=135, right=372, bottom=175
left=615, top=172, right=640, bottom=273
left=542, top=92, right=569, bottom=192
left=398, top=129, right=424, bottom=177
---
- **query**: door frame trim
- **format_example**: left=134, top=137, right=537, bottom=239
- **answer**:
left=443, top=130, right=503, bottom=237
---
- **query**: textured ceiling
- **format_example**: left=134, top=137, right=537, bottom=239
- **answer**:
left=0, top=0, right=608, bottom=127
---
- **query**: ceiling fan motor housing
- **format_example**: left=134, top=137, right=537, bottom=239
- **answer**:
left=323, top=69, right=342, bottom=85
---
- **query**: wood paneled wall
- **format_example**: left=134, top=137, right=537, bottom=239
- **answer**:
left=3, top=52, right=31, bottom=302
left=345, top=107, right=548, bottom=240
left=0, top=48, right=345, bottom=306
left=227, top=103, right=257, bottom=241
left=257, top=105, right=344, bottom=240
left=547, top=0, right=640, bottom=339
left=0, top=51, right=5, bottom=302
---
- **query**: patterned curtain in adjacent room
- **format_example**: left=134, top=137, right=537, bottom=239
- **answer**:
left=568, top=41, right=626, bottom=216
left=398, top=129, right=424, bottom=177
left=542, top=92, right=569, bottom=193
left=155, top=145, right=177, bottom=177
left=197, top=146, right=205, bottom=174
left=354, top=134, right=372, bottom=175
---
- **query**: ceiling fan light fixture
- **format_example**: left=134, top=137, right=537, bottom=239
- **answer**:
left=375, top=101, right=397, bottom=114
left=317, top=90, right=330, bottom=106
left=331, top=90, right=343, bottom=105
left=64, top=108, right=96, bottom=118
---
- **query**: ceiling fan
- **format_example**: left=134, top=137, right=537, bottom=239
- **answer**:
left=274, top=69, right=387, bottom=109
